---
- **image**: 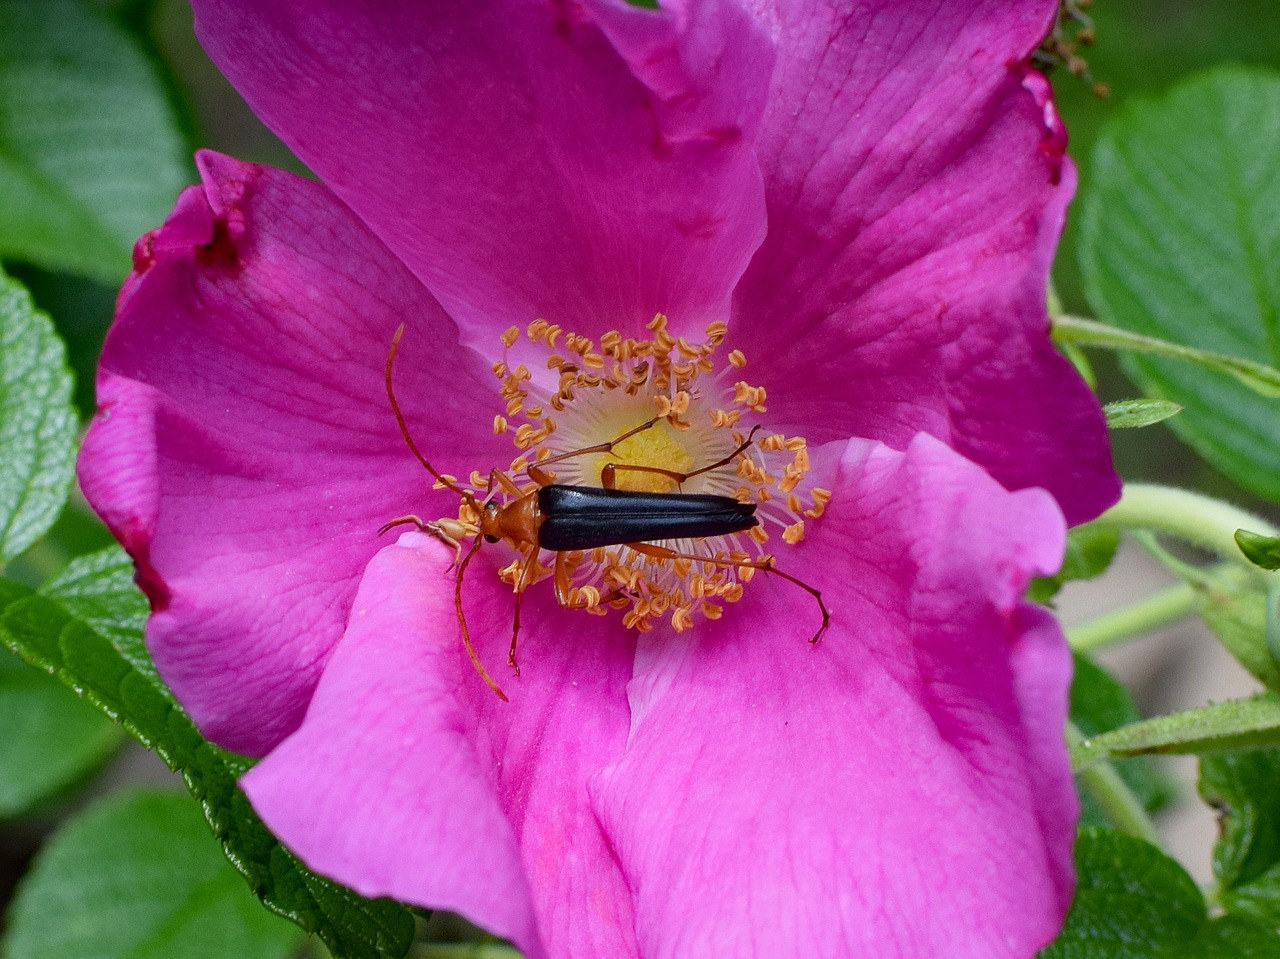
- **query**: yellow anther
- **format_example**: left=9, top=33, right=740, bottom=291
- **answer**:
left=676, top=337, right=700, bottom=358
left=501, top=326, right=520, bottom=348
left=466, top=312, right=830, bottom=640
left=573, top=586, right=602, bottom=608
left=514, top=424, right=538, bottom=448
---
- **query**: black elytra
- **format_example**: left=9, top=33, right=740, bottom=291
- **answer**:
left=536, top=484, right=759, bottom=552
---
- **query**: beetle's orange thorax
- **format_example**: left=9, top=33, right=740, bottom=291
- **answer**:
left=484, top=494, right=541, bottom=548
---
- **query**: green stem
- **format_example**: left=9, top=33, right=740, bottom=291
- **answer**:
left=1093, top=484, right=1279, bottom=569
left=1052, top=315, right=1280, bottom=398
left=1067, top=722, right=1164, bottom=848
left=1067, top=582, right=1199, bottom=653
left=414, top=946, right=524, bottom=959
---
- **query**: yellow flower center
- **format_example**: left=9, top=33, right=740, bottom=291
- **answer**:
left=589, top=419, right=694, bottom=493
left=444, top=314, right=829, bottom=634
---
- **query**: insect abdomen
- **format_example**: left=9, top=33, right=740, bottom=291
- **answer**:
left=537, top=485, right=759, bottom=551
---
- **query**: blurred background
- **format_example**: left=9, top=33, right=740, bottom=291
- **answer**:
left=2, top=0, right=1280, bottom=946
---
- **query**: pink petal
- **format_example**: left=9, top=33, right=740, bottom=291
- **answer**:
left=247, top=434, right=1076, bottom=959
left=78, top=152, right=509, bottom=755
left=589, top=434, right=1075, bottom=957
left=190, top=0, right=772, bottom=348
left=243, top=533, right=641, bottom=959
left=731, top=1, right=1117, bottom=524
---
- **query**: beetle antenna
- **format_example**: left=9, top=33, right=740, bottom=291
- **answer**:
left=455, top=532, right=509, bottom=701
left=385, top=324, right=481, bottom=509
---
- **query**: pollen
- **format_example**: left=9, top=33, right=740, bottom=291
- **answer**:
left=449, top=313, right=828, bottom=636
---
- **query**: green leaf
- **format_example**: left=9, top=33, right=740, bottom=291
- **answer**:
left=1196, top=749, right=1280, bottom=952
left=0, top=578, right=417, bottom=959
left=1029, top=523, right=1121, bottom=604
left=1072, top=695, right=1280, bottom=770
left=0, top=0, right=190, bottom=281
left=1069, top=655, right=1174, bottom=824
left=1225, top=862, right=1280, bottom=924
left=1041, top=825, right=1280, bottom=957
left=0, top=648, right=120, bottom=817
left=1186, top=911, right=1280, bottom=958
left=1200, top=748, right=1280, bottom=892
left=42, top=543, right=155, bottom=682
left=1039, top=827, right=1205, bottom=958
left=0, top=266, right=77, bottom=565
left=1184, top=563, right=1280, bottom=692
left=1103, top=398, right=1182, bottom=430
left=2, top=789, right=304, bottom=959
left=1079, top=66, right=1280, bottom=501
left=1236, top=529, right=1280, bottom=572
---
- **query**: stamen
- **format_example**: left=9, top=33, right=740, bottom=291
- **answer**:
left=442, top=314, right=828, bottom=635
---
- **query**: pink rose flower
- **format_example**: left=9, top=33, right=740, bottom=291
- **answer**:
left=79, top=1, right=1118, bottom=956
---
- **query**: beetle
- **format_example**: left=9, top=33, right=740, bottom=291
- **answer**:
left=380, top=325, right=829, bottom=700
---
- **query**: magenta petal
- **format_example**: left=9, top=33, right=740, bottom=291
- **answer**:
left=78, top=152, right=508, bottom=755
left=244, top=534, right=641, bottom=959
left=191, top=0, right=772, bottom=344
left=731, top=1, right=1117, bottom=524
left=589, top=434, right=1075, bottom=957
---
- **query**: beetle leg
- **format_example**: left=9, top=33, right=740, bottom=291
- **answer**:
left=508, top=548, right=541, bottom=674
left=601, top=462, right=686, bottom=490
left=552, top=551, right=627, bottom=608
left=378, top=515, right=474, bottom=569
left=601, top=425, right=763, bottom=490
left=680, top=424, right=763, bottom=481
left=488, top=468, right=525, bottom=499
left=552, top=550, right=574, bottom=607
left=523, top=416, right=663, bottom=482
left=624, top=541, right=829, bottom=644
left=526, top=464, right=555, bottom=487
left=377, top=514, right=429, bottom=536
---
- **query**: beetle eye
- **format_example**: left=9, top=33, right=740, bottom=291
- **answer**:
left=484, top=534, right=500, bottom=544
